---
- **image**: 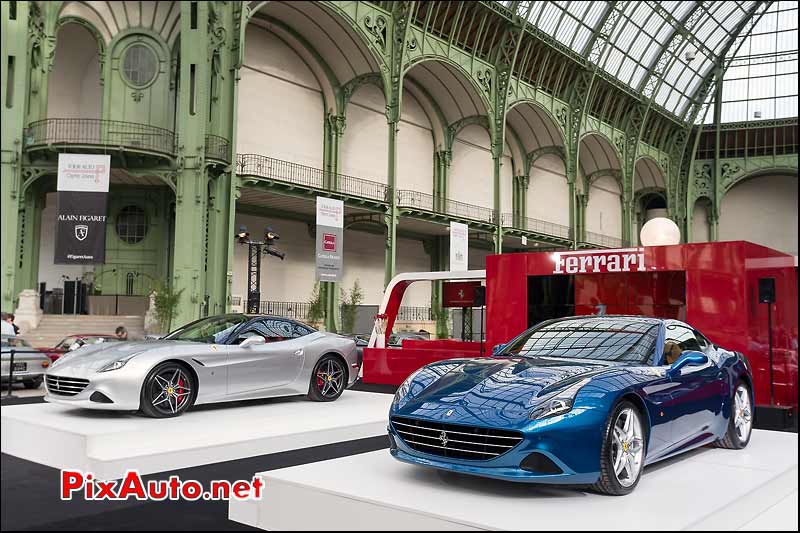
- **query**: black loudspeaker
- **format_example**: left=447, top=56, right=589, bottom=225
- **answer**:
left=759, top=278, right=776, bottom=304
left=474, top=286, right=486, bottom=307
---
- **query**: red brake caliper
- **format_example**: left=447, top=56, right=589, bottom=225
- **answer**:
left=177, top=376, right=185, bottom=405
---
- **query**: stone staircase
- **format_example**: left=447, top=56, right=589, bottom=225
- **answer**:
left=21, top=315, right=146, bottom=348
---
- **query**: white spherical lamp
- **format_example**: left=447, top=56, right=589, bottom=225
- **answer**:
left=639, top=217, right=681, bottom=247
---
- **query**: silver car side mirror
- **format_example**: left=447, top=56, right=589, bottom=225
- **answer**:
left=240, top=336, right=266, bottom=348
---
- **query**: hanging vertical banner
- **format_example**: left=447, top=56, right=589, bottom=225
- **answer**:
left=450, top=221, right=468, bottom=271
left=316, top=196, right=344, bottom=282
left=54, top=154, right=110, bottom=264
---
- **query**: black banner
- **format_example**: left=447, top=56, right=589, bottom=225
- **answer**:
left=54, top=191, right=108, bottom=264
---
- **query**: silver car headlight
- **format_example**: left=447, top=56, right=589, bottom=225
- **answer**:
left=97, top=352, right=144, bottom=373
left=529, top=378, right=591, bottom=420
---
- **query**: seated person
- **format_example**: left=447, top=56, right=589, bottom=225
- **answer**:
left=662, top=341, right=682, bottom=365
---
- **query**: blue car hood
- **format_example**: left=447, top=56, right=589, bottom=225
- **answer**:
left=395, top=357, right=612, bottom=427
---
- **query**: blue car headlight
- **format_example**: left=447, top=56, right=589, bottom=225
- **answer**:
left=392, top=368, right=426, bottom=407
left=529, top=378, right=591, bottom=420
left=97, top=352, right=144, bottom=373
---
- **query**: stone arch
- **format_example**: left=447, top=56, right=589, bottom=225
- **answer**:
left=719, top=172, right=798, bottom=255
left=248, top=1, right=386, bottom=102
left=47, top=21, right=103, bottom=120
left=403, top=57, right=493, bottom=134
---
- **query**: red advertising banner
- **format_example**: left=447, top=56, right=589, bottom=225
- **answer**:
left=442, top=281, right=482, bottom=308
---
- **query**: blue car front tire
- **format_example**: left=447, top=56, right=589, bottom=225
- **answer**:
left=592, top=400, right=647, bottom=496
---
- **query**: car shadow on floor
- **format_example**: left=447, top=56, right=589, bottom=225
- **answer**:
left=399, top=444, right=713, bottom=499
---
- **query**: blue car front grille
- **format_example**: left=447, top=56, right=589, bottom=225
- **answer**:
left=391, top=416, right=523, bottom=461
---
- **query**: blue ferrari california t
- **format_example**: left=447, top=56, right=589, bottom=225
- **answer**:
left=388, top=316, right=754, bottom=495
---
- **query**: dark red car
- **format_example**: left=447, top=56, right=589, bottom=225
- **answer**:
left=39, top=334, right=121, bottom=362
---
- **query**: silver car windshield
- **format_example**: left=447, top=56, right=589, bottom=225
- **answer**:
left=164, top=315, right=249, bottom=343
left=501, top=318, right=659, bottom=364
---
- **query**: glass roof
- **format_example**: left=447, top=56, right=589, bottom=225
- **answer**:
left=700, top=1, right=798, bottom=123
left=495, top=1, right=763, bottom=119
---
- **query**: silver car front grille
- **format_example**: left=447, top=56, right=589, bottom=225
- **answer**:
left=391, top=416, right=523, bottom=461
left=46, top=375, right=90, bottom=396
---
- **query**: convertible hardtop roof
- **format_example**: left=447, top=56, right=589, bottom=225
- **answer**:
left=547, top=315, right=664, bottom=327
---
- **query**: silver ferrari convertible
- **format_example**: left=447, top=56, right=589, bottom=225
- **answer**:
left=44, top=314, right=360, bottom=417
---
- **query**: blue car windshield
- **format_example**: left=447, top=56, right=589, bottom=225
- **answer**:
left=500, top=318, right=659, bottom=364
left=164, top=315, right=248, bottom=343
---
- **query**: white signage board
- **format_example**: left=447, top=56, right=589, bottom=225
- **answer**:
left=316, top=197, right=344, bottom=282
left=57, top=154, right=110, bottom=192
left=449, top=221, right=468, bottom=272
left=316, top=196, right=344, bottom=228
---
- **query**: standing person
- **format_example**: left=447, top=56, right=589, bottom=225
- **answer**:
left=8, top=313, right=20, bottom=335
left=115, top=326, right=129, bottom=341
left=1, top=312, right=15, bottom=336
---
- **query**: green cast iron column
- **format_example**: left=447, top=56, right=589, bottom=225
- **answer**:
left=427, top=236, right=449, bottom=339
left=172, top=1, right=211, bottom=327
left=206, top=174, right=231, bottom=316
left=577, top=192, right=588, bottom=243
left=16, top=185, right=43, bottom=296
left=431, top=150, right=451, bottom=338
left=434, top=149, right=451, bottom=212
left=710, top=66, right=724, bottom=242
left=322, top=112, right=345, bottom=332
left=384, top=119, right=399, bottom=286
left=492, top=148, right=503, bottom=254
left=1, top=1, right=32, bottom=310
left=205, top=2, right=239, bottom=316
left=320, top=114, right=333, bottom=330
left=568, top=180, right=578, bottom=249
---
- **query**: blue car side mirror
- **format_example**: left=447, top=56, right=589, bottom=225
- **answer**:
left=667, top=350, right=708, bottom=378
left=492, top=343, right=506, bottom=355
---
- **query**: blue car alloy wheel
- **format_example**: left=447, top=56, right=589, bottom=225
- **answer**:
left=388, top=315, right=754, bottom=495
left=593, top=400, right=646, bottom=495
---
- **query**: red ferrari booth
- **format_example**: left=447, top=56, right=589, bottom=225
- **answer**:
left=363, top=241, right=797, bottom=417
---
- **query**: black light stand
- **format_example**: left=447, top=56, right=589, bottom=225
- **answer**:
left=4, top=349, right=17, bottom=399
left=758, top=278, right=776, bottom=405
left=475, top=286, right=486, bottom=356
left=236, top=226, right=286, bottom=314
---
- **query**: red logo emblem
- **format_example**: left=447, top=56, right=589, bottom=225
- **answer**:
left=322, top=233, right=337, bottom=252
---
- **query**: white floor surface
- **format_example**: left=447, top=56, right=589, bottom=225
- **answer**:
left=1, top=391, right=392, bottom=479
left=229, top=429, right=798, bottom=531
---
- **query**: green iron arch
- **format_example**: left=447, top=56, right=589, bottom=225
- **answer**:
left=403, top=55, right=494, bottom=127
left=506, top=98, right=567, bottom=148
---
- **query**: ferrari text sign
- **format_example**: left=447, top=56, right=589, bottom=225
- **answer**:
left=54, top=154, right=110, bottom=264
left=553, top=249, right=646, bottom=274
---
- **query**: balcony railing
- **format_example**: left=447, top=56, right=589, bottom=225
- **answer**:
left=237, top=154, right=389, bottom=203
left=24, top=118, right=176, bottom=157
left=397, top=189, right=496, bottom=224
left=397, top=190, right=435, bottom=211
left=442, top=197, right=495, bottom=224
left=205, top=134, right=230, bottom=163
left=584, top=231, right=625, bottom=248
left=500, top=213, right=572, bottom=240
left=229, top=298, right=432, bottom=324
left=396, top=306, right=434, bottom=321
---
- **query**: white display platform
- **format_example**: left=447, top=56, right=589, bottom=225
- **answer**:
left=230, top=429, right=798, bottom=531
left=1, top=391, right=391, bottom=480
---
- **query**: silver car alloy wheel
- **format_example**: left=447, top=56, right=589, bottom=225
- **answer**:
left=151, top=368, right=192, bottom=415
left=316, top=359, right=344, bottom=398
left=611, top=408, right=644, bottom=488
left=733, top=384, right=753, bottom=442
